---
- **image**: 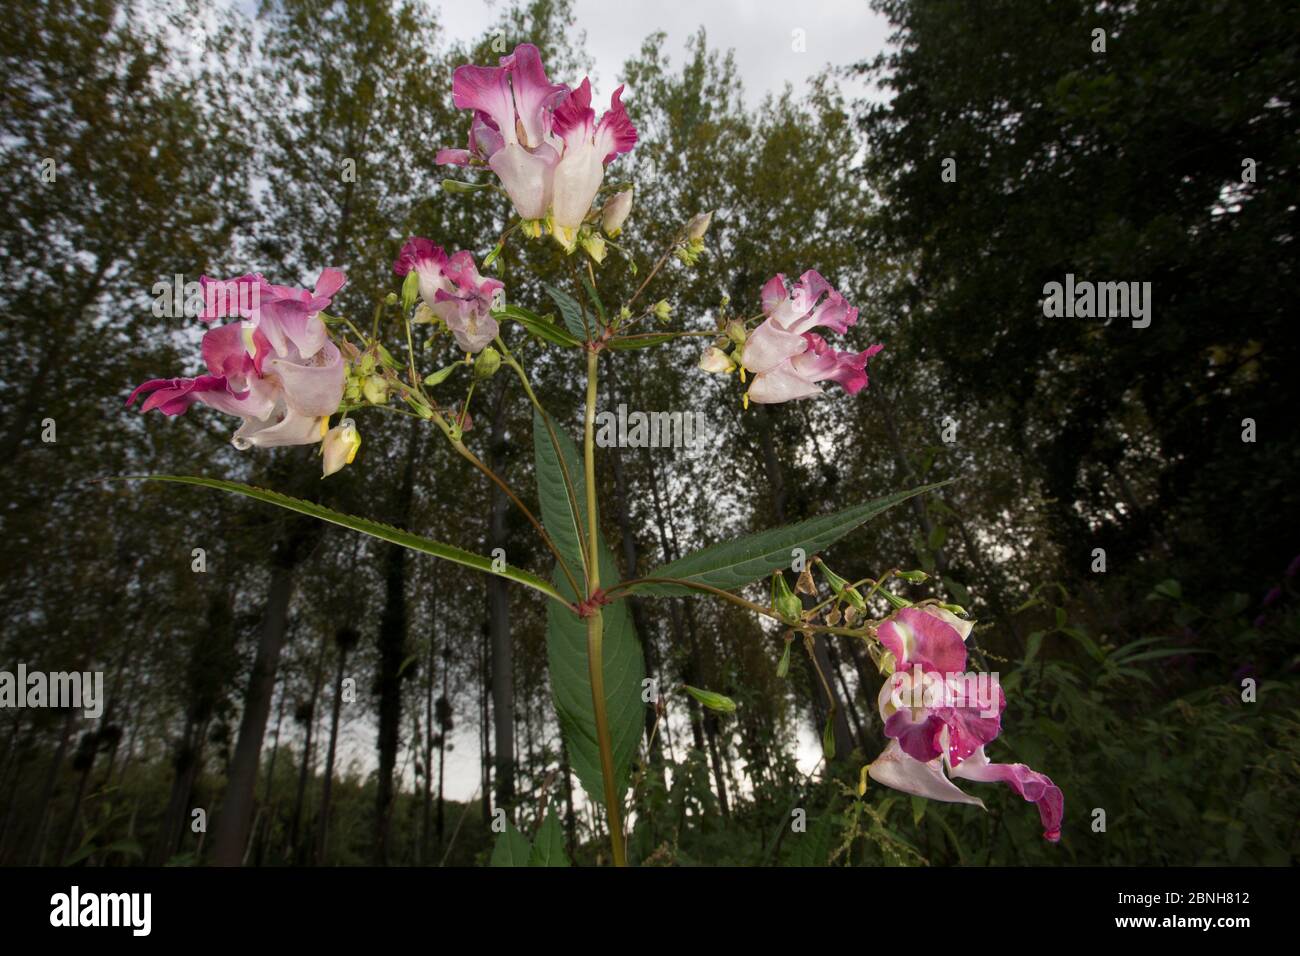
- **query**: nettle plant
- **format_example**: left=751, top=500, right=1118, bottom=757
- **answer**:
left=127, top=43, right=1061, bottom=865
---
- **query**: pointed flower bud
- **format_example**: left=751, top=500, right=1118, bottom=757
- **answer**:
left=725, top=319, right=747, bottom=348
left=321, top=418, right=361, bottom=477
left=699, top=346, right=736, bottom=374
left=685, top=210, right=713, bottom=241
left=401, top=269, right=421, bottom=315
left=818, top=561, right=865, bottom=610
left=601, top=188, right=633, bottom=236
left=771, top=571, right=802, bottom=623
left=580, top=231, right=607, bottom=264
left=653, top=299, right=672, bottom=323
left=683, top=685, right=737, bottom=714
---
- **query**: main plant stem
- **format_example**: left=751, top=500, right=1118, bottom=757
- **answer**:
left=584, top=348, right=625, bottom=867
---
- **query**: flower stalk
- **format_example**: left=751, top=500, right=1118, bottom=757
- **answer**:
left=584, top=347, right=626, bottom=866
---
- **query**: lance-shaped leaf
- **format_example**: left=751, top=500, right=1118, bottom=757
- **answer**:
left=534, top=415, right=645, bottom=808
left=608, top=332, right=678, bottom=350
left=624, top=481, right=954, bottom=597
left=494, top=304, right=582, bottom=349
left=115, top=476, right=568, bottom=605
left=543, top=283, right=589, bottom=340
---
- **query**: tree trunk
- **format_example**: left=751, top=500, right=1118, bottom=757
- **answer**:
left=211, top=521, right=309, bottom=867
left=290, top=629, right=328, bottom=863
left=375, top=422, right=419, bottom=864
left=315, top=626, right=356, bottom=865
left=487, top=387, right=515, bottom=819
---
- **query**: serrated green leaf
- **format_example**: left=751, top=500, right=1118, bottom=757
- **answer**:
left=527, top=808, right=570, bottom=867
left=543, top=283, right=589, bottom=340
left=534, top=414, right=645, bottom=808
left=490, top=824, right=532, bottom=866
left=495, top=304, right=582, bottom=349
left=626, top=481, right=954, bottom=597
left=115, top=476, right=567, bottom=605
left=580, top=274, right=608, bottom=327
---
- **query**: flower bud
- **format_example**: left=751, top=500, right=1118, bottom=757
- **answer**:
left=685, top=210, right=713, bottom=241
left=321, top=418, right=361, bottom=477
left=401, top=270, right=420, bottom=314
left=362, top=375, right=389, bottom=405
left=698, top=347, right=735, bottom=374
left=771, top=572, right=802, bottom=623
left=653, top=300, right=672, bottom=323
left=725, top=319, right=747, bottom=348
left=473, top=346, right=502, bottom=380
left=580, top=231, right=607, bottom=264
left=413, top=302, right=437, bottom=325
left=601, top=188, right=633, bottom=236
left=818, top=561, right=865, bottom=610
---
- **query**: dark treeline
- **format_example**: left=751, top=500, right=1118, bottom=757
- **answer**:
left=0, top=0, right=1296, bottom=867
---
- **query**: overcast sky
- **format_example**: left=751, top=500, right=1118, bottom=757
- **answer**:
left=436, top=0, right=893, bottom=108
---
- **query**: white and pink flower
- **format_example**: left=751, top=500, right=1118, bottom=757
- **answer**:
left=437, top=43, right=636, bottom=246
left=867, top=606, right=1065, bottom=842
left=739, top=271, right=882, bottom=405
left=130, top=269, right=348, bottom=451
left=393, top=238, right=503, bottom=354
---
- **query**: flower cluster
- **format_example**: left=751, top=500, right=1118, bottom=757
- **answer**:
left=128, top=269, right=350, bottom=474
left=700, top=270, right=882, bottom=406
left=437, top=43, right=637, bottom=251
left=393, top=238, right=503, bottom=354
left=868, top=605, right=1064, bottom=842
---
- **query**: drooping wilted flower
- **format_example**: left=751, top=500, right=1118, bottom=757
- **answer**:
left=739, top=271, right=882, bottom=405
left=867, top=606, right=1064, bottom=842
left=393, top=238, right=503, bottom=354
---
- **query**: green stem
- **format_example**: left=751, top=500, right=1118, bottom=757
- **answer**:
left=584, top=348, right=625, bottom=867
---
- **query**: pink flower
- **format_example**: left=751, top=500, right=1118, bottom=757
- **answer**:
left=740, top=271, right=882, bottom=404
left=393, top=238, right=503, bottom=354
left=129, top=272, right=347, bottom=450
left=549, top=78, right=637, bottom=246
left=198, top=268, right=346, bottom=362
left=438, top=43, right=567, bottom=220
left=438, top=44, right=635, bottom=243
left=867, top=606, right=1065, bottom=842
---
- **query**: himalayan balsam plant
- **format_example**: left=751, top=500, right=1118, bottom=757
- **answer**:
left=127, top=43, right=1062, bottom=865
